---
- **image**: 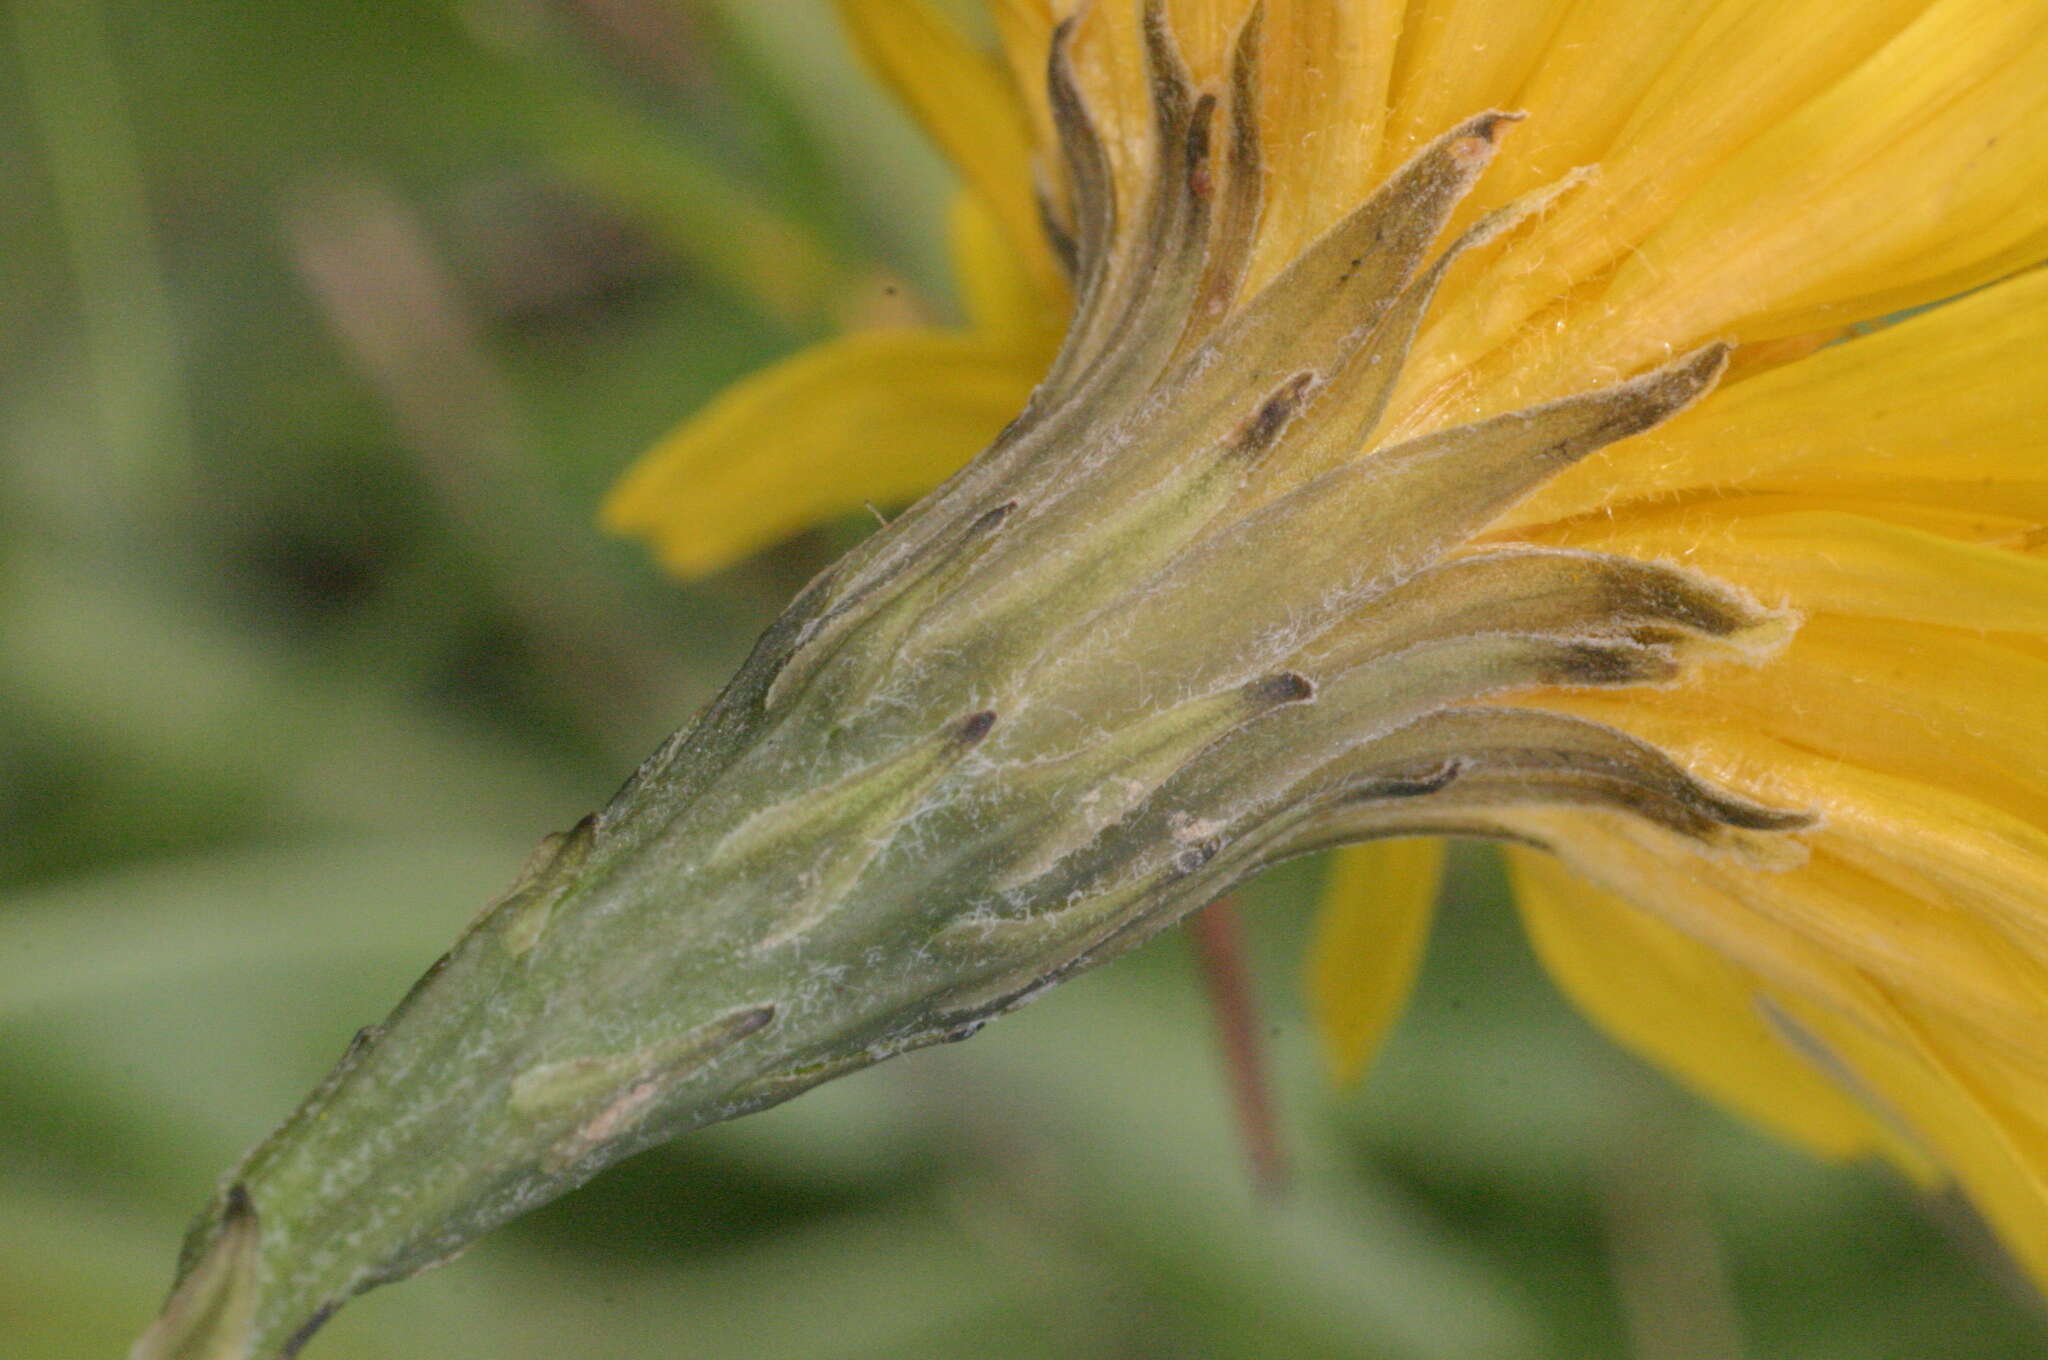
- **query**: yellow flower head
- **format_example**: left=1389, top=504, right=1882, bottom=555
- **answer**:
left=609, top=0, right=2048, bottom=1290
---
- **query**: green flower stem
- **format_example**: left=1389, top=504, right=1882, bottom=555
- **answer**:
left=132, top=650, right=1264, bottom=1358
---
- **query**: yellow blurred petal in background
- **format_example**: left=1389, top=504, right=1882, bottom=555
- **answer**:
left=603, top=326, right=1041, bottom=576
left=1506, top=846, right=1925, bottom=1173
left=834, top=0, right=1064, bottom=302
left=1305, top=838, right=1446, bottom=1085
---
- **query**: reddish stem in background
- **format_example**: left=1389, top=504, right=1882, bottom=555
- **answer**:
left=1188, top=896, right=1289, bottom=1198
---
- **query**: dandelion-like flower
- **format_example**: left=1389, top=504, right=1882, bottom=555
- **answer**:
left=143, top=2, right=2048, bottom=1354
left=612, top=0, right=2048, bottom=1286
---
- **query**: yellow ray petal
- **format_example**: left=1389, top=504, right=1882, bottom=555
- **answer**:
left=1519, top=826, right=2048, bottom=1291
left=1493, top=809, right=1882, bottom=1041
left=1499, top=267, right=2048, bottom=530
left=1781, top=854, right=2048, bottom=1072
left=950, top=190, right=1069, bottom=345
left=1569, top=493, right=2047, bottom=547
left=1513, top=794, right=2048, bottom=1069
left=1304, top=837, right=1446, bottom=1085
left=1528, top=490, right=2048, bottom=547
left=1469, top=0, right=1723, bottom=210
left=1394, top=0, right=2048, bottom=429
left=1750, top=480, right=2048, bottom=527
left=1771, top=987, right=2048, bottom=1288
left=1561, top=616, right=2048, bottom=829
left=1594, top=15, right=2045, bottom=408
left=1504, top=803, right=2048, bottom=1110
left=988, top=0, right=1057, bottom=164
left=1561, top=0, right=2048, bottom=363
left=1379, top=0, right=1573, bottom=174
left=1506, top=845, right=1923, bottom=1169
left=604, top=327, right=1043, bottom=576
left=1527, top=510, right=2048, bottom=635
left=1398, top=0, right=1930, bottom=400
left=1874, top=985, right=2048, bottom=1129
left=837, top=0, right=1064, bottom=301
left=1163, top=0, right=1241, bottom=80
left=1527, top=701, right=2048, bottom=969
left=1242, top=0, right=1405, bottom=290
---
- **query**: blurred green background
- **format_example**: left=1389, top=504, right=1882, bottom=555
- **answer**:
left=3, top=2, right=2045, bottom=1356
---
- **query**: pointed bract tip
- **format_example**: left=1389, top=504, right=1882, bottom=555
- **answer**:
left=1451, top=110, right=1525, bottom=163
left=958, top=710, right=999, bottom=745
left=1635, top=341, right=1735, bottom=418
left=1678, top=339, right=1734, bottom=383
left=130, top=1185, right=262, bottom=1360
